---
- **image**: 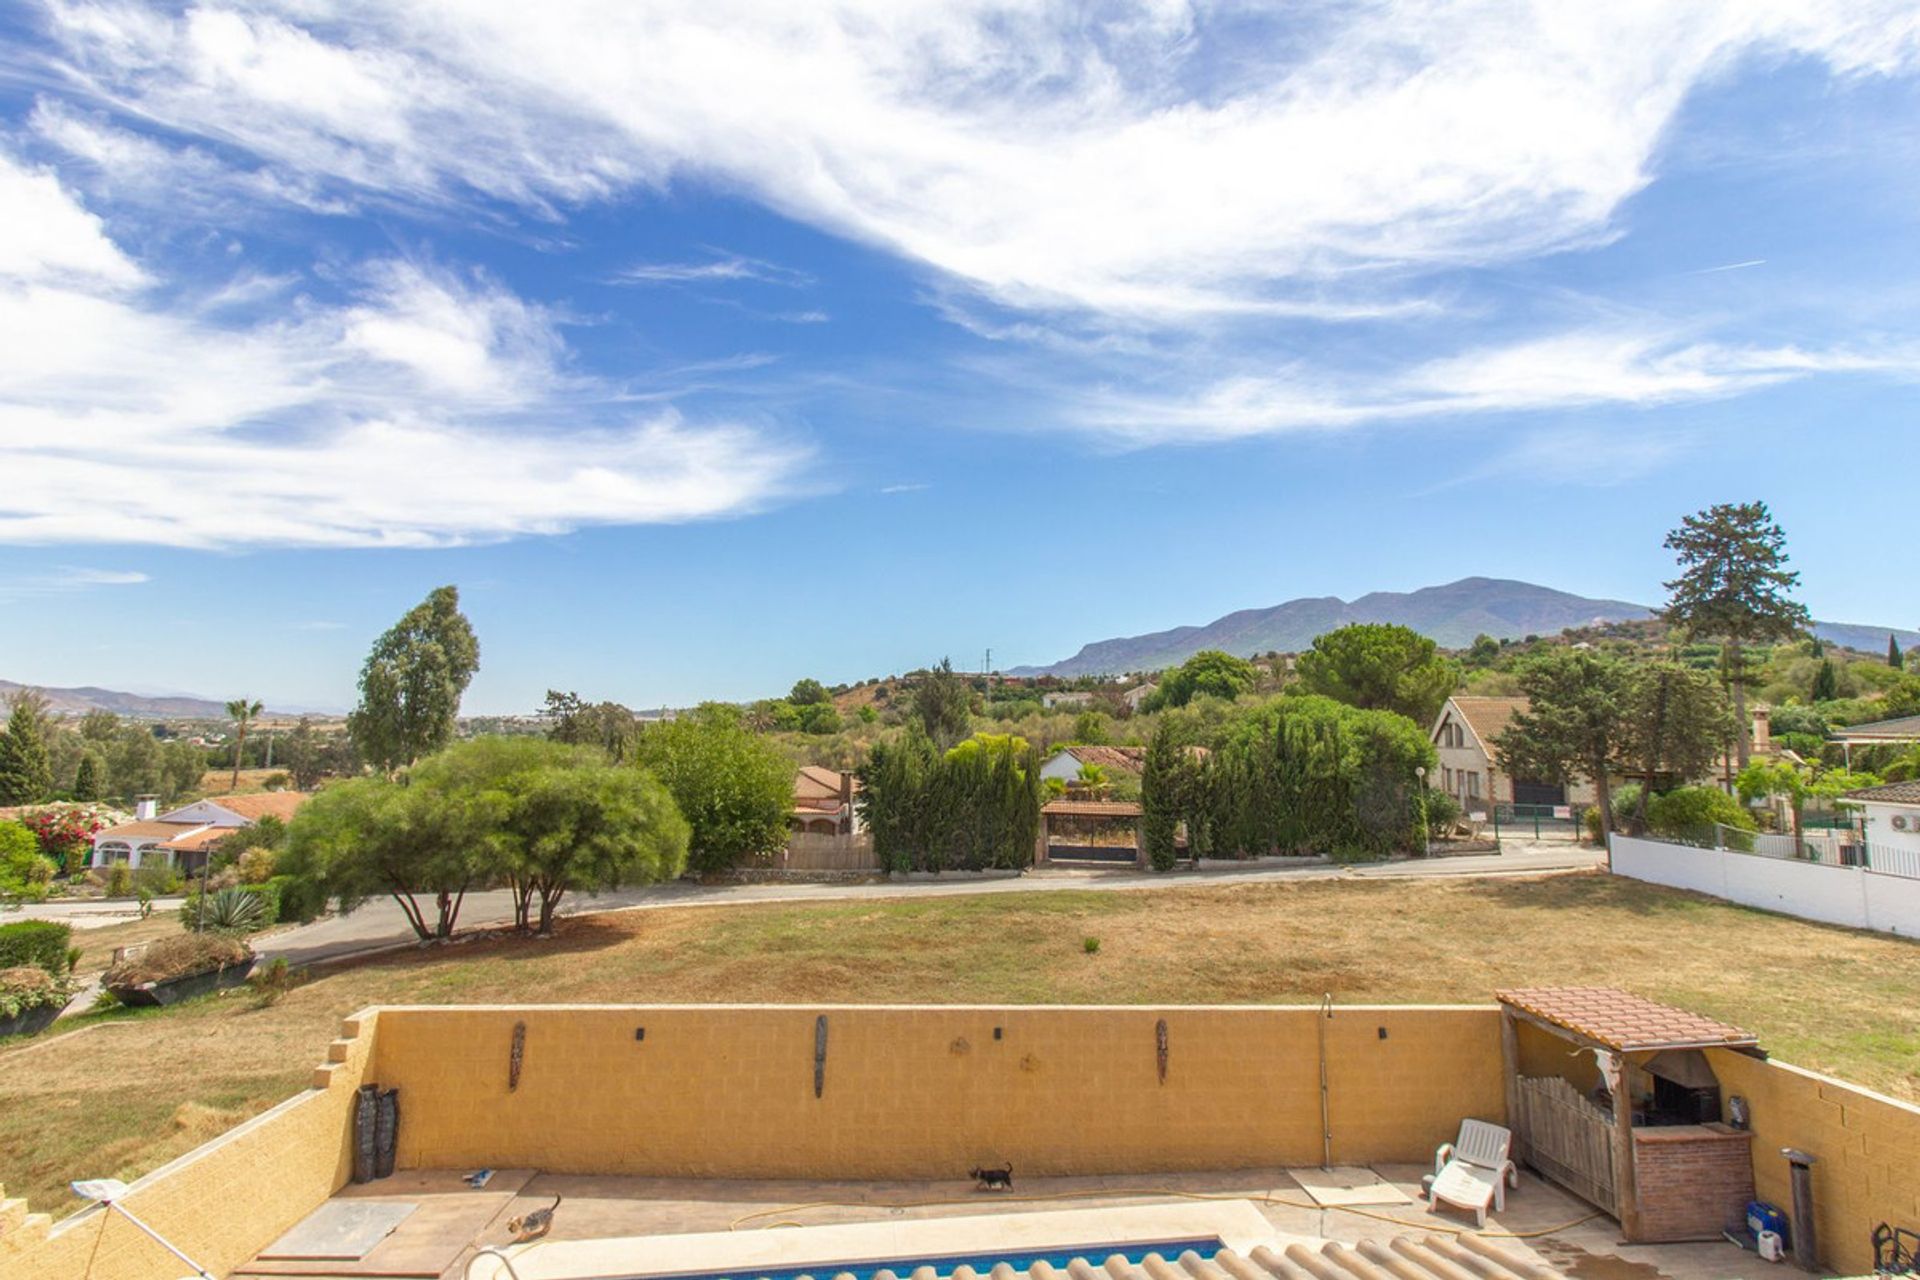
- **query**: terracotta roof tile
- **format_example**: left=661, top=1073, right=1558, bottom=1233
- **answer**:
left=1497, top=987, right=1757, bottom=1053
left=1844, top=779, right=1920, bottom=804
left=1440, top=696, right=1529, bottom=746
left=202, top=792, right=309, bottom=822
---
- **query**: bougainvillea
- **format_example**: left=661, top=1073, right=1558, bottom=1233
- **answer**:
left=23, top=806, right=110, bottom=875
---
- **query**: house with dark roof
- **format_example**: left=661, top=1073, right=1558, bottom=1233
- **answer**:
left=89, top=791, right=309, bottom=873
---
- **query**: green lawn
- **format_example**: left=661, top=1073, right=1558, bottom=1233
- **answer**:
left=2, top=871, right=1915, bottom=1218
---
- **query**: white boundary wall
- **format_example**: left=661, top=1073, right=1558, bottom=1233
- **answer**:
left=1610, top=833, right=1920, bottom=937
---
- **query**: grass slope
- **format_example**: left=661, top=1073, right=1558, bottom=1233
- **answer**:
left=2, top=872, right=1916, bottom=1217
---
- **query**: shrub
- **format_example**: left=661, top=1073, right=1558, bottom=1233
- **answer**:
left=1583, top=805, right=1604, bottom=843
left=269, top=874, right=326, bottom=924
left=0, top=966, right=70, bottom=1022
left=248, top=957, right=300, bottom=1006
left=0, top=920, right=74, bottom=975
left=236, top=846, right=277, bottom=884
left=262, top=772, right=291, bottom=791
left=103, top=934, right=250, bottom=987
left=0, top=821, right=55, bottom=903
left=21, top=805, right=107, bottom=875
left=1647, top=786, right=1756, bottom=849
left=104, top=864, right=132, bottom=897
left=132, top=864, right=183, bottom=897
left=1082, top=936, right=1100, bottom=954
left=1423, top=790, right=1463, bottom=833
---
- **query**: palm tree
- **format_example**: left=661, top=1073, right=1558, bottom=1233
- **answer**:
left=226, top=698, right=264, bottom=789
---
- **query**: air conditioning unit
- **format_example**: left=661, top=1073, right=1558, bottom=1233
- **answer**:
left=1893, top=814, right=1912, bottom=832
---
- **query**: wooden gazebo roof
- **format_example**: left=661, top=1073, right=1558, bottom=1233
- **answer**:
left=1041, top=799, right=1143, bottom=818
left=1497, top=987, right=1759, bottom=1054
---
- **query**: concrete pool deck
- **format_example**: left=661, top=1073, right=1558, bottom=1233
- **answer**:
left=240, top=1165, right=1795, bottom=1280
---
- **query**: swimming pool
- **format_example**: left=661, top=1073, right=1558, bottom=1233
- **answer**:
left=625, top=1235, right=1226, bottom=1280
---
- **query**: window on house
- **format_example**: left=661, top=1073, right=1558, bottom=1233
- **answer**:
left=1468, top=771, right=1481, bottom=797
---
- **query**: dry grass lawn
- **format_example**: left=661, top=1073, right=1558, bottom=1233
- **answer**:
left=2, top=871, right=1916, bottom=1219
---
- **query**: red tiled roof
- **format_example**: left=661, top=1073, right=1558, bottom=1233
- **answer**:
left=1498, top=987, right=1758, bottom=1053
left=202, top=792, right=308, bottom=822
left=1062, top=745, right=1149, bottom=773
left=95, top=820, right=202, bottom=841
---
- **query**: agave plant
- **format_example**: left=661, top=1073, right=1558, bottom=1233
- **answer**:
left=193, top=887, right=265, bottom=935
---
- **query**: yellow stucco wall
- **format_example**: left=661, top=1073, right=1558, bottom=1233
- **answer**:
left=1706, top=1048, right=1920, bottom=1279
left=371, top=1004, right=1506, bottom=1178
left=0, top=1009, right=379, bottom=1280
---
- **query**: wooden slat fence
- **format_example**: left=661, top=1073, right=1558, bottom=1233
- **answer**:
left=1514, top=1074, right=1616, bottom=1214
left=780, top=832, right=879, bottom=871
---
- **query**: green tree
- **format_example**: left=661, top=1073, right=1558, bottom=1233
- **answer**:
left=1810, top=659, right=1839, bottom=703
left=348, top=585, right=482, bottom=773
left=1891, top=634, right=1906, bottom=671
left=283, top=767, right=503, bottom=941
left=1496, top=649, right=1630, bottom=845
left=1616, top=664, right=1732, bottom=833
left=1662, top=501, right=1811, bottom=767
left=1139, top=725, right=1179, bottom=872
left=71, top=752, right=104, bottom=802
left=788, top=678, right=830, bottom=706
left=1465, top=634, right=1502, bottom=667
left=632, top=705, right=792, bottom=874
left=543, top=690, right=640, bottom=761
left=1154, top=650, right=1258, bottom=709
left=159, top=738, right=207, bottom=801
left=225, top=697, right=264, bottom=789
left=283, top=716, right=325, bottom=790
left=413, top=737, right=688, bottom=934
left=909, top=658, right=974, bottom=749
left=1295, top=623, right=1457, bottom=724
left=0, top=692, right=54, bottom=807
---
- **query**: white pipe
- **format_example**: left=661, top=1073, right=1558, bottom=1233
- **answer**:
left=466, top=1244, right=530, bottom=1280
left=102, top=1202, right=214, bottom=1279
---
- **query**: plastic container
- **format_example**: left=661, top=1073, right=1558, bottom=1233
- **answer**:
left=1747, top=1202, right=1789, bottom=1249
left=1758, top=1229, right=1785, bottom=1262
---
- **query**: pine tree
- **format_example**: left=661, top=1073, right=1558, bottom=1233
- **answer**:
left=1810, top=659, right=1839, bottom=703
left=1663, top=501, right=1811, bottom=768
left=0, top=694, right=54, bottom=806
left=1891, top=634, right=1905, bottom=671
left=72, top=753, right=104, bottom=801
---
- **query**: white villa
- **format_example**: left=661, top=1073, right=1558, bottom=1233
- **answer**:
left=90, top=791, right=308, bottom=873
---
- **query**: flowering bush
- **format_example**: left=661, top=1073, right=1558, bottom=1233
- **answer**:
left=23, top=805, right=110, bottom=875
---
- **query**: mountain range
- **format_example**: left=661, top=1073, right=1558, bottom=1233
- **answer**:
left=0, top=680, right=250, bottom=719
left=1009, top=578, right=1920, bottom=677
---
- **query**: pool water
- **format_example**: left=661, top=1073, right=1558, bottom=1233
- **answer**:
left=630, top=1236, right=1225, bottom=1280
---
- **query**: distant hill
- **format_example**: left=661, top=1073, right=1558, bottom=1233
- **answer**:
left=1008, top=577, right=1920, bottom=677
left=0, top=680, right=235, bottom=719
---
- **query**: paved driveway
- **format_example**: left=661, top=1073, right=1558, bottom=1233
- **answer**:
left=258, top=840, right=1601, bottom=968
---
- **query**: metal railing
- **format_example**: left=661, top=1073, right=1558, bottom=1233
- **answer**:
left=1708, top=824, right=1919, bottom=879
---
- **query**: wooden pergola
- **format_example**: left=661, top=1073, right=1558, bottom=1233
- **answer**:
left=1497, top=987, right=1761, bottom=1241
left=1037, top=799, right=1144, bottom=868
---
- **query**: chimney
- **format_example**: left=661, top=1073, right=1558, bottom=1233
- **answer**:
left=134, top=794, right=158, bottom=821
left=839, top=771, right=853, bottom=806
left=1752, top=707, right=1772, bottom=755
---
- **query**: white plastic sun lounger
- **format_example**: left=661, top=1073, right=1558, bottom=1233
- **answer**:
left=1426, top=1118, right=1519, bottom=1228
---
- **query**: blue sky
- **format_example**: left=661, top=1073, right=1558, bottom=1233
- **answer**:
left=2, top=3, right=1919, bottom=714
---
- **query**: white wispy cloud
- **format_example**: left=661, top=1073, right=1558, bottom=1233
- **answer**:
left=27, top=1, right=1920, bottom=321
left=0, top=147, right=809, bottom=549
left=879, top=482, right=930, bottom=494
left=1073, top=330, right=1920, bottom=444
left=0, top=565, right=150, bottom=601
left=613, top=253, right=812, bottom=288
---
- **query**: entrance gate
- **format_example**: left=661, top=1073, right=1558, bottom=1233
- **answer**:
left=1513, top=1074, right=1617, bottom=1214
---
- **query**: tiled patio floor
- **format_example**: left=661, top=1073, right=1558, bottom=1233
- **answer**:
left=242, top=1165, right=1803, bottom=1280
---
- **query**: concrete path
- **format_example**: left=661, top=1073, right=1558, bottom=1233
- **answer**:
left=1, top=895, right=189, bottom=930
left=258, top=840, right=1602, bottom=969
